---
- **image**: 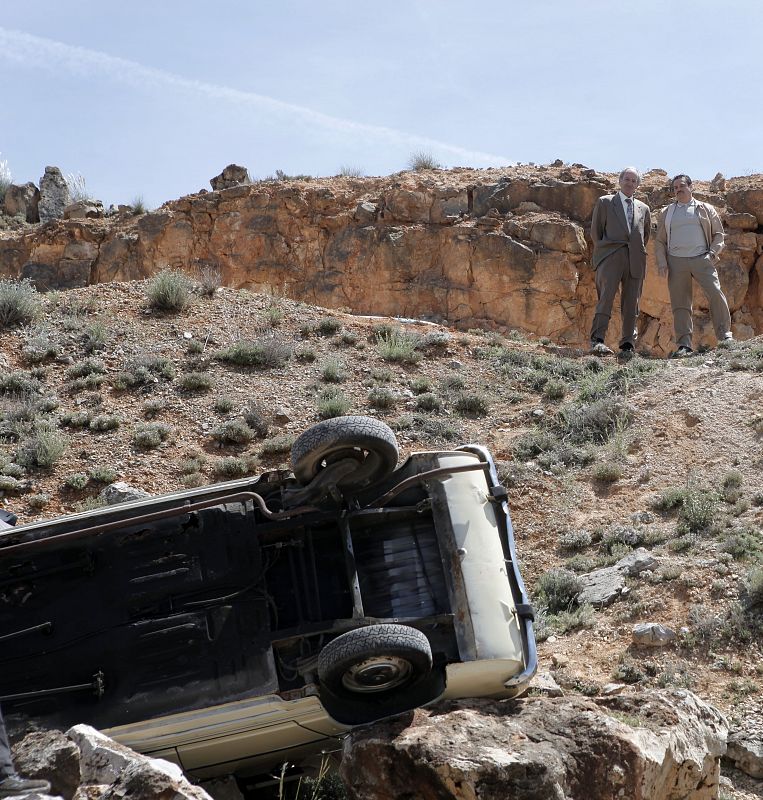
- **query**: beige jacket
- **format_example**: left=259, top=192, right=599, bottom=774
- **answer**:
left=655, top=199, right=725, bottom=270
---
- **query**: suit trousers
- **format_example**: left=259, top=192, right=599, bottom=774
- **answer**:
left=590, top=247, right=642, bottom=347
left=667, top=253, right=731, bottom=348
left=0, top=706, right=14, bottom=779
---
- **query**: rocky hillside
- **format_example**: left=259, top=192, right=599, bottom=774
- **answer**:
left=2, top=164, right=762, bottom=357
left=0, top=274, right=761, bottom=797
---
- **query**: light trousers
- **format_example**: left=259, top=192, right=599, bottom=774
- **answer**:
left=667, top=253, right=731, bottom=348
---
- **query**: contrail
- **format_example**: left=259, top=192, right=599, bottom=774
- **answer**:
left=0, top=27, right=513, bottom=167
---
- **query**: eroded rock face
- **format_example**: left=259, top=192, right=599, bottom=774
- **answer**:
left=3, top=166, right=762, bottom=355
left=38, top=166, right=71, bottom=223
left=4, top=181, right=40, bottom=223
left=340, top=690, right=728, bottom=800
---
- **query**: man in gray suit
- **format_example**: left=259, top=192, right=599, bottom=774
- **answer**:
left=589, top=167, right=651, bottom=354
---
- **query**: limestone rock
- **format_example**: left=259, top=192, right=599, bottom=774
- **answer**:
left=632, top=622, right=677, bottom=647
left=340, top=690, right=728, bottom=800
left=4, top=181, right=40, bottom=222
left=210, top=164, right=251, bottom=191
left=12, top=728, right=81, bottom=800
left=726, top=187, right=763, bottom=224
left=528, top=670, right=563, bottom=696
left=38, top=166, right=71, bottom=223
left=578, top=549, right=657, bottom=607
left=726, top=729, right=763, bottom=778
left=64, top=200, right=104, bottom=220
left=99, top=482, right=151, bottom=505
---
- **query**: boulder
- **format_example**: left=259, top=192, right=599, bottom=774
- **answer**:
left=38, top=166, right=71, bottom=223
left=632, top=622, right=677, bottom=647
left=64, top=200, right=104, bottom=220
left=340, top=690, right=728, bottom=800
left=11, top=728, right=80, bottom=800
left=210, top=164, right=251, bottom=191
left=726, top=187, right=763, bottom=224
left=4, top=181, right=40, bottom=222
left=578, top=549, right=657, bottom=607
left=100, top=482, right=151, bottom=505
left=726, top=728, right=763, bottom=779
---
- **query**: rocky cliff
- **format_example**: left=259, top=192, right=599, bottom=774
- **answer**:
left=1, top=164, right=762, bottom=356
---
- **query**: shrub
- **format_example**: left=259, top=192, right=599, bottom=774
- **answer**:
left=186, top=340, right=204, bottom=355
left=16, top=426, right=69, bottom=468
left=0, top=153, right=11, bottom=198
left=242, top=403, right=270, bottom=437
left=214, top=396, right=235, bottom=414
left=180, top=472, right=206, bottom=488
left=317, top=388, right=351, bottom=419
left=558, top=397, right=635, bottom=445
left=410, top=377, right=432, bottom=395
left=195, top=263, right=222, bottom=296
left=89, top=466, right=118, bottom=483
left=559, top=530, right=592, bottom=552
left=211, top=419, right=255, bottom=445
left=216, top=338, right=292, bottom=369
left=264, top=304, right=283, bottom=327
left=65, top=171, right=91, bottom=201
left=744, top=567, right=763, bottom=608
left=368, top=387, right=396, bottom=410
left=0, top=371, right=41, bottom=397
left=543, top=379, right=568, bottom=401
left=59, top=410, right=92, bottom=429
left=376, top=329, right=421, bottom=364
left=178, top=372, right=213, bottom=392
left=453, top=392, right=489, bottom=416
left=146, top=268, right=192, bottom=311
left=317, top=317, right=342, bottom=337
left=338, top=165, right=364, bottom=178
left=722, top=469, right=744, bottom=503
left=408, top=151, right=442, bottom=171
left=420, top=331, right=451, bottom=350
left=131, top=195, right=147, bottom=215
left=441, top=374, right=465, bottom=391
left=64, top=473, right=89, bottom=490
left=82, top=322, right=108, bottom=353
left=592, top=461, right=624, bottom=483
left=0, top=278, right=41, bottom=328
left=27, top=493, right=50, bottom=509
left=178, top=453, right=207, bottom=475
left=321, top=358, right=346, bottom=383
left=21, top=328, right=59, bottom=364
left=416, top=393, right=441, bottom=412
left=133, top=422, right=174, bottom=449
left=112, top=355, right=175, bottom=389
left=260, top=434, right=296, bottom=455
left=339, top=330, right=358, bottom=347
left=89, top=414, right=121, bottom=432
left=534, top=568, right=583, bottom=614
left=295, top=347, right=317, bottom=363
left=371, top=368, right=393, bottom=383
left=212, top=457, right=249, bottom=478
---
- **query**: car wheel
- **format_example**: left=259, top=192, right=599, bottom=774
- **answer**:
left=290, top=416, right=398, bottom=489
left=318, top=624, right=432, bottom=697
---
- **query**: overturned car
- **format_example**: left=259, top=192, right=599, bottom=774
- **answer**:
left=0, top=416, right=536, bottom=778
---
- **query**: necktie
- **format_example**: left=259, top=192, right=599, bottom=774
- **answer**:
left=625, top=197, right=634, bottom=231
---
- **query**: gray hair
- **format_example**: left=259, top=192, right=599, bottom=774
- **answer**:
left=619, top=167, right=641, bottom=184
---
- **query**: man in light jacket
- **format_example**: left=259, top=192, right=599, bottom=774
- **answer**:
left=655, top=174, right=732, bottom=357
left=589, top=167, right=651, bottom=355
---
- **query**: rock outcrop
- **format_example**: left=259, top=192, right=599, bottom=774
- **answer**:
left=38, top=166, right=70, bottom=223
left=2, top=165, right=762, bottom=356
left=3, top=182, right=40, bottom=223
left=340, top=690, right=728, bottom=800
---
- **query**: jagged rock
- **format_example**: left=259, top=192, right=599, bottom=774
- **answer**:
left=528, top=671, right=563, bottom=696
left=99, top=482, right=151, bottom=505
left=4, top=181, right=40, bottom=222
left=578, top=549, right=658, bottom=607
left=210, top=164, right=251, bottom=191
left=354, top=202, right=378, bottom=223
left=632, top=622, right=677, bottom=647
left=724, top=211, right=758, bottom=230
left=12, top=729, right=80, bottom=800
left=726, top=729, right=763, bottom=778
left=64, top=200, right=104, bottom=220
left=38, top=167, right=71, bottom=223
left=710, top=172, right=726, bottom=191
left=726, top=187, right=763, bottom=223
left=67, top=726, right=211, bottom=800
left=340, top=690, right=728, bottom=800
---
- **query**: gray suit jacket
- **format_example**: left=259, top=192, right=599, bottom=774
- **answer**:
left=591, top=193, right=651, bottom=279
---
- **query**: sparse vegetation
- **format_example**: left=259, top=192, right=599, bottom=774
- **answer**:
left=146, top=268, right=193, bottom=311
left=321, top=358, right=346, bottom=383
left=368, top=387, right=396, bottom=410
left=317, top=388, right=351, bottom=419
left=0, top=279, right=41, bottom=328
left=211, top=419, right=255, bottom=445
left=178, top=372, right=213, bottom=392
left=376, top=328, right=421, bottom=364
left=408, top=151, right=442, bottom=171
left=132, top=422, right=174, bottom=449
left=216, top=338, right=292, bottom=368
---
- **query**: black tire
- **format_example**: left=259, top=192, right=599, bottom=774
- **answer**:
left=290, top=416, right=398, bottom=489
left=318, top=624, right=432, bottom=697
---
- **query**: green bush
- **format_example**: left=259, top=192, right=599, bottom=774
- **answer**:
left=133, top=422, right=174, bottom=449
left=180, top=472, right=206, bottom=488
left=59, top=410, right=92, bottom=429
left=212, top=457, right=249, bottom=478
left=0, top=371, right=42, bottom=397
left=146, top=268, right=192, bottom=311
left=592, top=461, right=624, bottom=483
left=211, top=419, right=255, bottom=445
left=64, top=473, right=89, bottom=490
left=260, top=434, right=296, bottom=455
left=321, top=358, right=346, bottom=383
left=242, top=403, right=270, bottom=437
left=89, top=414, right=121, bottom=432
left=535, top=568, right=583, bottom=614
left=112, top=355, right=175, bottom=389
left=178, top=372, right=213, bottom=392
left=376, top=329, right=421, bottom=364
left=317, top=388, right=351, bottom=419
left=416, top=393, right=441, bottom=412
left=295, top=347, right=317, bottom=363
left=0, top=278, right=41, bottom=328
left=89, top=466, right=118, bottom=483
left=216, top=339, right=292, bottom=368
left=557, top=397, right=635, bottom=445
left=441, top=374, right=465, bottom=391
left=16, top=426, right=69, bottom=468
left=186, top=339, right=204, bottom=355
left=27, top=493, right=50, bottom=509
left=317, top=317, right=342, bottom=337
left=214, top=396, right=235, bottom=414
left=410, top=377, right=432, bottom=395
left=368, top=387, right=396, bottom=410
left=453, top=392, right=489, bottom=417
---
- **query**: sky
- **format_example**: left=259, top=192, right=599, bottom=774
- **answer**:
left=2, top=1, right=761, bottom=210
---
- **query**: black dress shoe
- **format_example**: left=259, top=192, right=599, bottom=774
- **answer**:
left=619, top=342, right=634, bottom=352
left=0, top=775, right=52, bottom=797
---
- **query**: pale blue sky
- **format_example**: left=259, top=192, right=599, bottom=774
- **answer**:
left=2, top=1, right=761, bottom=210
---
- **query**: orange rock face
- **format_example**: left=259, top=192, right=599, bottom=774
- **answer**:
left=2, top=165, right=761, bottom=356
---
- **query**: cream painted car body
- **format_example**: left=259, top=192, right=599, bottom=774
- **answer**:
left=1, top=443, right=536, bottom=778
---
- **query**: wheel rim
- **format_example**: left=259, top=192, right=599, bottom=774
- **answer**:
left=341, top=656, right=413, bottom=693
